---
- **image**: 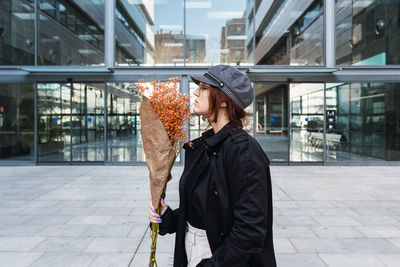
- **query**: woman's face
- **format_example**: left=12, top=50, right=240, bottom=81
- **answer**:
left=193, top=83, right=210, bottom=116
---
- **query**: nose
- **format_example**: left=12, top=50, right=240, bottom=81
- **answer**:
left=193, top=88, right=200, bottom=97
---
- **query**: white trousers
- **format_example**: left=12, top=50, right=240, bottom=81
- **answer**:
left=185, top=222, right=212, bottom=267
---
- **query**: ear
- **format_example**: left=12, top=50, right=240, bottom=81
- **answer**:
left=220, top=101, right=227, bottom=108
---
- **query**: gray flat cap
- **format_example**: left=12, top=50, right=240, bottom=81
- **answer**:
left=191, top=65, right=254, bottom=109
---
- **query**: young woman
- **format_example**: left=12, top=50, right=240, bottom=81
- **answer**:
left=148, top=65, right=276, bottom=267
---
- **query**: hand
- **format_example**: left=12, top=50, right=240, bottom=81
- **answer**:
left=148, top=198, right=168, bottom=224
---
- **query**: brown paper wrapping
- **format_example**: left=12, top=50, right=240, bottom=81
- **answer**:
left=140, top=96, right=176, bottom=209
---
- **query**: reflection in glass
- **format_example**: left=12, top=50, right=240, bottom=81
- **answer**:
left=336, top=0, right=400, bottom=65
left=115, top=1, right=154, bottom=65
left=326, top=83, right=400, bottom=162
left=151, top=0, right=184, bottom=65
left=38, top=0, right=104, bottom=65
left=255, top=83, right=288, bottom=162
left=0, top=84, right=34, bottom=162
left=290, top=83, right=324, bottom=162
left=37, top=83, right=71, bottom=162
left=71, top=83, right=105, bottom=162
left=253, top=0, right=324, bottom=65
left=0, top=0, right=35, bottom=65
left=107, top=82, right=143, bottom=162
left=186, top=0, right=250, bottom=65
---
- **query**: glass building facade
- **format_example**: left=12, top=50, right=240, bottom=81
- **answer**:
left=1, top=0, right=399, bottom=165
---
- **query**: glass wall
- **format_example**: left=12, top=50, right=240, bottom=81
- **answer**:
left=336, top=0, right=400, bottom=65
left=186, top=0, right=251, bottom=65
left=0, top=83, right=34, bottom=162
left=0, top=0, right=35, bottom=65
left=255, top=82, right=289, bottom=162
left=254, top=0, right=324, bottom=65
left=38, top=83, right=105, bottom=163
left=106, top=82, right=143, bottom=162
left=38, top=0, right=105, bottom=65
left=37, top=83, right=71, bottom=162
left=326, top=83, right=400, bottom=162
left=290, top=83, right=324, bottom=162
left=71, top=83, right=105, bottom=162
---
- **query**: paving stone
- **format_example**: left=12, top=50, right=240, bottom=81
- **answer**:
left=0, top=225, right=46, bottom=237
left=89, top=253, right=133, bottom=267
left=273, top=238, right=297, bottom=253
left=374, top=254, right=400, bottom=267
left=312, top=216, right=361, bottom=226
left=1, top=165, right=400, bottom=266
left=279, top=207, right=322, bottom=216
left=67, top=216, right=113, bottom=225
left=29, top=252, right=96, bottom=267
left=27, top=215, right=73, bottom=225
left=84, top=238, right=141, bottom=253
left=388, top=238, right=400, bottom=248
left=32, top=237, right=93, bottom=253
left=0, top=215, right=32, bottom=225
left=275, top=216, right=320, bottom=226
left=310, top=226, right=365, bottom=238
left=275, top=253, right=326, bottom=267
left=274, top=226, right=317, bottom=238
left=352, top=216, right=398, bottom=226
left=354, top=226, right=400, bottom=238
left=36, top=225, right=89, bottom=237
left=129, top=252, right=173, bottom=267
left=0, top=237, right=46, bottom=251
left=82, top=225, right=134, bottom=238
left=0, top=252, right=43, bottom=267
left=92, top=207, right=134, bottom=216
left=319, top=254, right=386, bottom=267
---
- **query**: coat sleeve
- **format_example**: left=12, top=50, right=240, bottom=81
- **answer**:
left=158, top=206, right=180, bottom=235
left=198, top=138, right=271, bottom=266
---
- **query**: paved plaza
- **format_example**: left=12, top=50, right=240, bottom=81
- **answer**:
left=0, top=165, right=399, bottom=266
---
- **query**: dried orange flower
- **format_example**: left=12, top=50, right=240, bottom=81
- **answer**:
left=136, top=77, right=193, bottom=153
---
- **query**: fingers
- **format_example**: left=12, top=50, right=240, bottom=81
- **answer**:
left=148, top=201, right=162, bottom=224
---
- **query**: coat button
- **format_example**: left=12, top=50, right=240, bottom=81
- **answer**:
left=213, top=152, right=217, bottom=156
left=220, top=232, right=224, bottom=237
left=214, top=190, right=218, bottom=196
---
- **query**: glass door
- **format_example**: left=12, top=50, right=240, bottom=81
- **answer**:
left=254, top=83, right=289, bottom=163
left=71, top=83, right=105, bottom=162
left=37, top=82, right=105, bottom=163
left=290, top=83, right=324, bottom=163
left=37, top=83, right=71, bottom=162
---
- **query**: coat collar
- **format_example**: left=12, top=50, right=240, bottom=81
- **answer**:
left=202, top=122, right=238, bottom=148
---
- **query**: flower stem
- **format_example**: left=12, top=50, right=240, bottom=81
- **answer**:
left=149, top=206, right=161, bottom=267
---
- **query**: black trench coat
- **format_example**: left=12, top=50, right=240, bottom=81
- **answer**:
left=159, top=124, right=276, bottom=267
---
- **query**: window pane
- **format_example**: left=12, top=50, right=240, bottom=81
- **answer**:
left=106, top=82, right=143, bottom=162
left=254, top=82, right=289, bottom=162
left=37, top=83, right=71, bottom=162
left=186, top=0, right=251, bottom=66
left=0, top=0, right=35, bottom=65
left=71, top=83, right=105, bottom=162
left=336, top=0, right=400, bottom=65
left=290, top=83, right=324, bottom=162
left=115, top=0, right=184, bottom=66
left=254, top=0, right=324, bottom=65
left=38, top=0, right=104, bottom=66
left=326, top=83, right=400, bottom=162
left=0, top=83, right=34, bottom=162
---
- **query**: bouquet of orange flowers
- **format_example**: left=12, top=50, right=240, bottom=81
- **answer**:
left=137, top=77, right=191, bottom=267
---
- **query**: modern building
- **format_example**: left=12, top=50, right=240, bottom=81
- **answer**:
left=0, top=0, right=399, bottom=166
left=246, top=0, right=400, bottom=163
left=220, top=18, right=246, bottom=65
left=154, top=30, right=205, bottom=64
